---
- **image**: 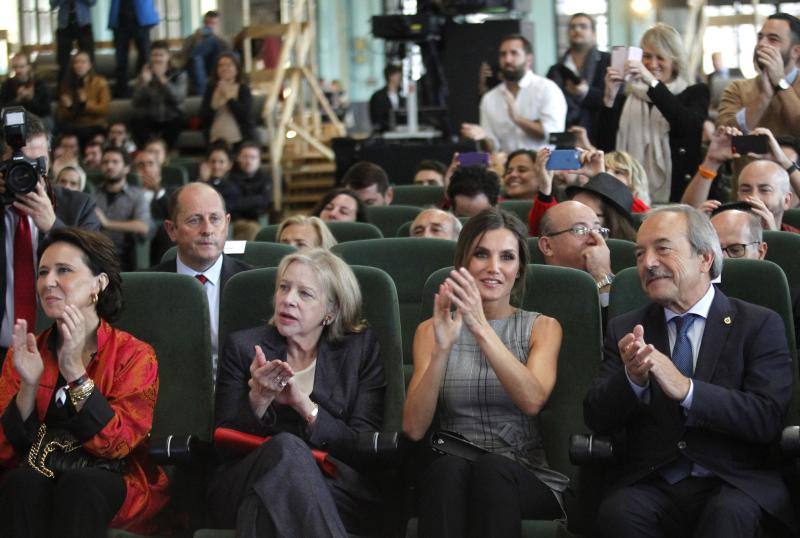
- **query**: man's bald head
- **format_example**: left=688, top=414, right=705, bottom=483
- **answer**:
left=538, top=200, right=603, bottom=271
left=711, top=209, right=767, bottom=260
left=410, top=208, right=462, bottom=240
left=738, top=159, right=793, bottom=227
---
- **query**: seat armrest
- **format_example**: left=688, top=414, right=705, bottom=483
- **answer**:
left=355, top=431, right=410, bottom=465
left=781, top=426, right=800, bottom=458
left=569, top=434, right=615, bottom=465
left=149, top=434, right=212, bottom=466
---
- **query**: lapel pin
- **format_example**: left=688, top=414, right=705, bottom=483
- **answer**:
left=723, top=316, right=732, bottom=325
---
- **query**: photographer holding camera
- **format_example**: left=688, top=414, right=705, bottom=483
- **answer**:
left=0, top=108, right=100, bottom=356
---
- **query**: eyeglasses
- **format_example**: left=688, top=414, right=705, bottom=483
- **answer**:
left=721, top=242, right=760, bottom=258
left=569, top=23, right=591, bottom=30
left=545, top=225, right=610, bottom=239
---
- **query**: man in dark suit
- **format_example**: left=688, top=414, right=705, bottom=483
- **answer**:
left=0, top=112, right=100, bottom=354
left=149, top=182, right=251, bottom=375
left=546, top=13, right=610, bottom=143
left=585, top=205, right=794, bottom=537
left=368, top=64, right=403, bottom=133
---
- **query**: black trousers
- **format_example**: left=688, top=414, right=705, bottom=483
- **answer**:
left=0, top=466, right=126, bottom=538
left=416, top=453, right=562, bottom=538
left=56, top=24, right=95, bottom=83
left=208, top=432, right=382, bottom=538
left=595, top=475, right=766, bottom=538
left=113, top=24, right=151, bottom=97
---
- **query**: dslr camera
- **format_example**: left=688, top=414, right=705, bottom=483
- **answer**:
left=0, top=107, right=45, bottom=204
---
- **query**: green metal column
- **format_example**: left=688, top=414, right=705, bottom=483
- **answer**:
left=345, top=0, right=383, bottom=103
left=521, top=0, right=557, bottom=76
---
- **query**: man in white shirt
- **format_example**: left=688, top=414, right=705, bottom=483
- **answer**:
left=461, top=34, right=567, bottom=152
left=150, top=182, right=251, bottom=377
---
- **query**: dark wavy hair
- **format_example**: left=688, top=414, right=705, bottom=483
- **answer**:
left=311, top=188, right=367, bottom=223
left=210, top=51, right=246, bottom=86
left=38, top=228, right=123, bottom=322
left=453, top=208, right=529, bottom=305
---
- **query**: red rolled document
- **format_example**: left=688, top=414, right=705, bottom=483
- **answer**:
left=213, top=427, right=337, bottom=477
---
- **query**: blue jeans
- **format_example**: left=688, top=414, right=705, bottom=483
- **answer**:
left=188, top=36, right=226, bottom=95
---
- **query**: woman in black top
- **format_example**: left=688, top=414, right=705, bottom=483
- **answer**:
left=597, top=23, right=708, bottom=204
left=200, top=52, right=256, bottom=147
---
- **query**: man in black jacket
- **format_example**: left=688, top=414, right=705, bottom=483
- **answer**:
left=226, top=141, right=271, bottom=221
left=546, top=13, right=609, bottom=143
left=0, top=53, right=51, bottom=120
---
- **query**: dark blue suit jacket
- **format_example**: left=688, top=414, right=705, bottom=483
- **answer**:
left=214, top=325, right=386, bottom=470
left=584, top=289, right=794, bottom=527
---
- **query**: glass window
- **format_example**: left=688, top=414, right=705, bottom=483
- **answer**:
left=554, top=0, right=609, bottom=55
left=702, top=3, right=779, bottom=79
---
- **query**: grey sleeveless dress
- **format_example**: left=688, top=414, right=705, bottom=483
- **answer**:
left=437, top=309, right=569, bottom=497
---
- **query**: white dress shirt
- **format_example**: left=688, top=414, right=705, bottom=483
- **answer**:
left=479, top=70, right=567, bottom=152
left=176, top=253, right=224, bottom=378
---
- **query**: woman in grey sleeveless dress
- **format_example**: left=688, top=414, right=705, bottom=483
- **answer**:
left=404, top=208, right=566, bottom=538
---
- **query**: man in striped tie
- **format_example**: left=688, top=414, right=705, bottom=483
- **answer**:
left=585, top=205, right=795, bottom=537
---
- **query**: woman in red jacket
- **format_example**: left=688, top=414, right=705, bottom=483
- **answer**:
left=0, top=228, right=168, bottom=537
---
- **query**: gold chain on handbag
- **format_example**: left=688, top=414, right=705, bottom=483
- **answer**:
left=26, top=424, right=81, bottom=478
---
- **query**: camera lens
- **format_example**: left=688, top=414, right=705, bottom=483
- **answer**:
left=6, top=162, right=39, bottom=195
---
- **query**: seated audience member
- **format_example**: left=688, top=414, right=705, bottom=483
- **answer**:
left=586, top=205, right=794, bottom=538
left=538, top=201, right=615, bottom=308
left=54, top=133, right=81, bottom=161
left=682, top=127, right=798, bottom=232
left=180, top=10, right=231, bottom=95
left=134, top=151, right=173, bottom=263
left=131, top=40, right=188, bottom=149
left=144, top=138, right=168, bottom=167
left=414, top=159, right=447, bottom=186
left=107, top=122, right=137, bottom=156
left=711, top=207, right=799, bottom=350
left=502, top=149, right=537, bottom=199
left=446, top=167, right=501, bottom=218
left=598, top=23, right=708, bottom=203
left=605, top=150, right=651, bottom=208
left=342, top=161, right=394, bottom=206
left=198, top=145, right=240, bottom=213
left=82, top=141, right=104, bottom=171
left=50, top=156, right=81, bottom=181
left=0, top=228, right=168, bottom=536
left=410, top=207, right=462, bottom=240
left=369, top=64, right=403, bottom=133
left=200, top=52, right=256, bottom=147
left=0, top=112, right=101, bottom=356
left=404, top=208, right=565, bottom=536
left=0, top=52, right=52, bottom=119
left=277, top=215, right=337, bottom=250
left=226, top=142, right=272, bottom=221
left=717, top=14, right=800, bottom=144
left=209, top=248, right=386, bottom=535
left=55, top=165, right=87, bottom=192
left=94, top=147, right=151, bottom=271
left=312, top=188, right=367, bottom=223
left=56, top=51, right=111, bottom=143
left=529, top=148, right=638, bottom=239
left=151, top=182, right=251, bottom=371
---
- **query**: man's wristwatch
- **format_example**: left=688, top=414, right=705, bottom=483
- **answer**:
left=596, top=273, right=615, bottom=290
left=786, top=162, right=798, bottom=175
left=776, top=78, right=791, bottom=92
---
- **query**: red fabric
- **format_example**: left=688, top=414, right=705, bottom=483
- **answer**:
left=781, top=222, right=800, bottom=234
left=631, top=197, right=650, bottom=213
left=214, top=427, right=337, bottom=477
left=0, top=321, right=169, bottom=534
left=194, top=274, right=208, bottom=285
left=12, top=210, right=35, bottom=329
left=528, top=194, right=558, bottom=237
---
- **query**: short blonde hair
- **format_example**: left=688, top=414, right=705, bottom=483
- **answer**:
left=640, top=23, right=688, bottom=83
left=605, top=151, right=650, bottom=205
left=271, top=249, right=365, bottom=341
left=276, top=215, right=338, bottom=250
left=55, top=164, right=87, bottom=191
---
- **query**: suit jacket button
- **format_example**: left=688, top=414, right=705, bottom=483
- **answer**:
left=677, top=441, right=687, bottom=450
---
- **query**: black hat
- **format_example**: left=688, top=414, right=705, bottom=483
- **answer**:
left=566, top=173, right=635, bottom=224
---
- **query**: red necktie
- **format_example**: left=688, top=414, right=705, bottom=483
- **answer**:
left=195, top=274, right=208, bottom=285
left=13, top=209, right=36, bottom=329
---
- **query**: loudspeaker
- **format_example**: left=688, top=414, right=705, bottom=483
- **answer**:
left=441, top=18, right=534, bottom=129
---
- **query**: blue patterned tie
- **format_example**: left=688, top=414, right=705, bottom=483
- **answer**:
left=659, top=314, right=698, bottom=485
left=671, top=314, right=697, bottom=377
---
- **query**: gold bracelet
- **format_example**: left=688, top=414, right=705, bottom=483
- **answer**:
left=69, top=379, right=95, bottom=406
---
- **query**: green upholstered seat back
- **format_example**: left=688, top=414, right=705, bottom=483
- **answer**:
left=220, top=266, right=405, bottom=431
left=366, top=205, right=422, bottom=238
left=391, top=185, right=445, bottom=207
left=331, top=238, right=457, bottom=370
left=498, top=199, right=533, bottom=224
left=783, top=208, right=800, bottom=230
left=763, top=230, right=800, bottom=290
left=160, top=242, right=295, bottom=267
left=256, top=222, right=384, bottom=244
left=421, top=264, right=603, bottom=482
left=115, top=273, right=214, bottom=441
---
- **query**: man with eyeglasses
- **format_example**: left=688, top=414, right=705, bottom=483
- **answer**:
left=546, top=13, right=610, bottom=143
left=711, top=207, right=799, bottom=352
left=538, top=200, right=615, bottom=309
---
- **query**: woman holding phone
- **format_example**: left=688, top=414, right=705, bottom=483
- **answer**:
left=597, top=23, right=708, bottom=204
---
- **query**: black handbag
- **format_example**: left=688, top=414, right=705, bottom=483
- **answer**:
left=25, top=424, right=127, bottom=479
left=429, top=430, right=488, bottom=462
